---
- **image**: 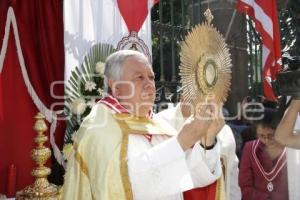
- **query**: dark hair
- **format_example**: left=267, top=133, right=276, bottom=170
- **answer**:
left=254, top=108, right=281, bottom=130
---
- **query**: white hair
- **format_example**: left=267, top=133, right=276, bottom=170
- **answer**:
left=104, top=50, right=150, bottom=93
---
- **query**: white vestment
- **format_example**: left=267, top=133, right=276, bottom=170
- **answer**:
left=63, top=103, right=222, bottom=200
left=287, top=115, right=300, bottom=200
left=155, top=103, right=242, bottom=200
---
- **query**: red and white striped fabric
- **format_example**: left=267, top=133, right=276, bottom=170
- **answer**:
left=236, top=0, right=282, bottom=101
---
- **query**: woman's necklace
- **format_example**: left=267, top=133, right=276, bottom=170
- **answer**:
left=252, top=140, right=287, bottom=192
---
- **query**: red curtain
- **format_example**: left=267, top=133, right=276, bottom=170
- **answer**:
left=0, top=0, right=65, bottom=196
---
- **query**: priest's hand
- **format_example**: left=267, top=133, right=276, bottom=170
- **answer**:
left=202, top=104, right=225, bottom=146
left=177, top=104, right=213, bottom=151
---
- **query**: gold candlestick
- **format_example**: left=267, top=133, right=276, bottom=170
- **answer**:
left=16, top=113, right=59, bottom=200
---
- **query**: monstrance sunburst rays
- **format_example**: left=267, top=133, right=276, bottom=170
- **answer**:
left=179, top=9, right=232, bottom=109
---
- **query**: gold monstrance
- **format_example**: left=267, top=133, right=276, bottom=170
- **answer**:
left=179, top=9, right=232, bottom=107
left=16, top=113, right=59, bottom=200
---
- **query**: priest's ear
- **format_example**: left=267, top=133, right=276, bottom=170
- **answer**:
left=108, top=78, right=120, bottom=97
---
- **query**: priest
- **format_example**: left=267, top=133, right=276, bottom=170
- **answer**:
left=62, top=50, right=223, bottom=200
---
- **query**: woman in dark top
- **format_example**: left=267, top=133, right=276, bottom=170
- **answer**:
left=239, top=108, right=288, bottom=200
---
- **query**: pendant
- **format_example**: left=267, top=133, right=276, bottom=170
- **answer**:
left=267, top=182, right=274, bottom=192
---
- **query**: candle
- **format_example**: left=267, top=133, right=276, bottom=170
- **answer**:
left=7, top=164, right=16, bottom=198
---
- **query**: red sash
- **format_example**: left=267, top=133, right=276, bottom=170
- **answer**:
left=98, top=95, right=130, bottom=114
left=98, top=95, right=153, bottom=141
left=98, top=95, right=153, bottom=117
left=183, top=181, right=217, bottom=200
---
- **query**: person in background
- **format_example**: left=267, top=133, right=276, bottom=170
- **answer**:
left=239, top=108, right=288, bottom=200
left=275, top=99, right=300, bottom=149
left=156, top=101, right=241, bottom=200
left=238, top=96, right=278, bottom=159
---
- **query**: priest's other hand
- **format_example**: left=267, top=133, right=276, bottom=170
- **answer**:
left=177, top=104, right=213, bottom=151
left=204, top=105, right=225, bottom=146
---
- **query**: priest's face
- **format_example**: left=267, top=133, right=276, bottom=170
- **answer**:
left=257, top=125, right=280, bottom=147
left=112, top=55, right=155, bottom=117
